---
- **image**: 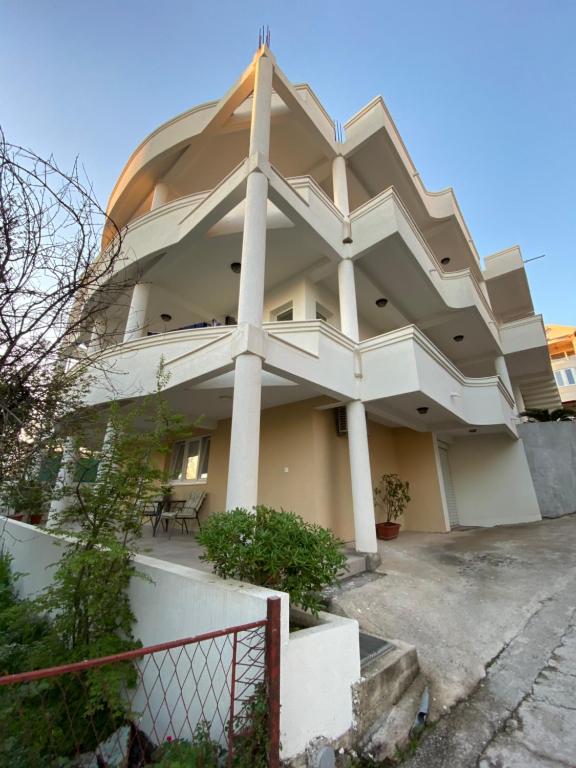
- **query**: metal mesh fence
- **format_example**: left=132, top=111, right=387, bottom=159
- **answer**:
left=0, top=598, right=281, bottom=768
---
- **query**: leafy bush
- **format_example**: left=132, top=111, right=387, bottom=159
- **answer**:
left=198, top=506, right=347, bottom=615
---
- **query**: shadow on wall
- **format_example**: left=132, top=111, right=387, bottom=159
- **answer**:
left=519, top=422, right=576, bottom=518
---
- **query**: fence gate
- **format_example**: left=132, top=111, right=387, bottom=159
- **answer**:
left=0, top=596, right=281, bottom=768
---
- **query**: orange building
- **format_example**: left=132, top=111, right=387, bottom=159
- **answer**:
left=546, top=324, right=576, bottom=407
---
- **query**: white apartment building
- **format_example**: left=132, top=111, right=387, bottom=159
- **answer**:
left=72, top=45, right=560, bottom=555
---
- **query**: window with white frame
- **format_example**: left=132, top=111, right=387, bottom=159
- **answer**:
left=271, top=302, right=293, bottom=322
left=169, top=436, right=211, bottom=482
left=555, top=368, right=576, bottom=387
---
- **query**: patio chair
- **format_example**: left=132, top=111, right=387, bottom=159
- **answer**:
left=139, top=495, right=166, bottom=536
left=162, top=491, right=207, bottom=537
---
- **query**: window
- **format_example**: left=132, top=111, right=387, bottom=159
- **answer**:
left=315, top=303, right=330, bottom=322
left=271, top=303, right=293, bottom=322
left=554, top=368, right=576, bottom=387
left=169, top=437, right=211, bottom=482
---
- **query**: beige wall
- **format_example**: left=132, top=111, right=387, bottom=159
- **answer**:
left=164, top=398, right=448, bottom=539
left=395, top=430, right=448, bottom=532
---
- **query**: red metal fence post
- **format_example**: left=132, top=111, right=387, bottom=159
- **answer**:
left=227, top=632, right=239, bottom=767
left=266, top=597, right=282, bottom=768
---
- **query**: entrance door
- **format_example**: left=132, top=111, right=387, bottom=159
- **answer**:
left=438, top=444, right=459, bottom=529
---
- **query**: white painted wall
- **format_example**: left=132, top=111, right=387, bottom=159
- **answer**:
left=0, top=519, right=360, bottom=760
left=281, top=614, right=360, bottom=757
left=447, top=434, right=541, bottom=527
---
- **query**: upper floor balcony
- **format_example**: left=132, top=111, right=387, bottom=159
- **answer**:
left=88, top=158, right=508, bottom=383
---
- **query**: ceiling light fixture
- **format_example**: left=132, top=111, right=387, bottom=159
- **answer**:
left=375, top=298, right=388, bottom=308
left=441, top=257, right=450, bottom=265
left=160, top=313, right=172, bottom=323
left=453, top=334, right=464, bottom=342
left=417, top=406, right=429, bottom=415
left=230, top=262, right=241, bottom=274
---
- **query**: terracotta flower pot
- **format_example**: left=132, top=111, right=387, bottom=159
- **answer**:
left=375, top=521, right=401, bottom=541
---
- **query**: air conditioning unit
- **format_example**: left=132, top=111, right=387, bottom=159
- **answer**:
left=335, top=406, right=348, bottom=435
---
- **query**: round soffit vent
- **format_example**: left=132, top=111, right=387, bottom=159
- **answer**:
left=453, top=334, right=464, bottom=342
left=417, top=406, right=429, bottom=415
left=230, top=262, right=242, bottom=274
left=441, top=257, right=451, bottom=265
left=375, top=298, right=388, bottom=308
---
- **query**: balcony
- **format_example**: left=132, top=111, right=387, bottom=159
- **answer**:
left=85, top=321, right=516, bottom=436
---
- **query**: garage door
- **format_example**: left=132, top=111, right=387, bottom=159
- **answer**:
left=438, top=445, right=459, bottom=528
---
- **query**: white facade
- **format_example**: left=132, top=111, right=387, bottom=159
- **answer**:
left=72, top=45, right=559, bottom=539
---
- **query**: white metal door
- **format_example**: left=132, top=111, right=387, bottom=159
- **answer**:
left=439, top=445, right=459, bottom=528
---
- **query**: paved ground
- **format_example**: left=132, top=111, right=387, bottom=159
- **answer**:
left=137, top=522, right=208, bottom=570
left=402, top=577, right=576, bottom=767
left=332, top=516, right=576, bottom=720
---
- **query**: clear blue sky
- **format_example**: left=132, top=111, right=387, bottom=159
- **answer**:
left=2, top=0, right=574, bottom=325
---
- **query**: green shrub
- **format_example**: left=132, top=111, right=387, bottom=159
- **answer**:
left=198, top=506, right=347, bottom=615
left=152, top=722, right=223, bottom=767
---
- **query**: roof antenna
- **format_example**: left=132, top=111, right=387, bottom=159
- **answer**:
left=258, top=25, right=271, bottom=49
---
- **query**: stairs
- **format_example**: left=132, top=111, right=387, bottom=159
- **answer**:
left=342, top=551, right=368, bottom=579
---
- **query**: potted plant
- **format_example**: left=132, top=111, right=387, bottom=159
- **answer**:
left=374, top=473, right=410, bottom=540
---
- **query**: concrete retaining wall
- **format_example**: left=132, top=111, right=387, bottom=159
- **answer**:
left=519, top=422, right=576, bottom=518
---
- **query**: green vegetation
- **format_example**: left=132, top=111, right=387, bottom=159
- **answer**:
left=374, top=473, right=411, bottom=524
left=198, top=505, right=347, bottom=615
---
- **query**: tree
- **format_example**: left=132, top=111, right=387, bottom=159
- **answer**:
left=0, top=126, right=128, bottom=485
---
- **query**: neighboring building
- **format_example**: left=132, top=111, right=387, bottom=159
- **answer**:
left=63, top=45, right=560, bottom=553
left=546, top=324, right=576, bottom=407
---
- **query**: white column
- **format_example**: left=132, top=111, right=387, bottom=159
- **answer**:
left=47, top=437, right=76, bottom=528
left=332, top=155, right=350, bottom=217
left=151, top=180, right=168, bottom=210
left=96, top=421, right=116, bottom=482
left=88, top=316, right=106, bottom=355
left=338, top=259, right=360, bottom=341
left=226, top=53, right=273, bottom=511
left=346, top=400, right=378, bottom=553
left=513, top=383, right=526, bottom=414
left=124, top=283, right=151, bottom=342
left=236, top=172, right=269, bottom=326
left=226, top=354, right=263, bottom=510
left=332, top=156, right=378, bottom=555
left=495, top=355, right=513, bottom=396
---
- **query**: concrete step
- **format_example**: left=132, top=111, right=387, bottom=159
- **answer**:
left=362, top=673, right=428, bottom=762
left=354, top=636, right=420, bottom=740
left=342, top=551, right=367, bottom=579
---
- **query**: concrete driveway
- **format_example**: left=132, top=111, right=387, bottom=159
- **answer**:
left=332, top=515, right=576, bottom=721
